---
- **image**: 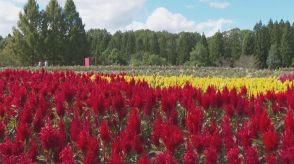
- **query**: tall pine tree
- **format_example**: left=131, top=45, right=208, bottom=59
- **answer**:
left=254, top=22, right=270, bottom=68
left=44, top=0, right=65, bottom=65
left=280, top=25, right=293, bottom=67
left=64, top=0, right=89, bottom=65
left=13, top=0, right=41, bottom=65
left=209, top=31, right=224, bottom=66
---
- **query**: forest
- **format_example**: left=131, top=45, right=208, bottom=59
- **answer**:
left=0, top=0, right=293, bottom=69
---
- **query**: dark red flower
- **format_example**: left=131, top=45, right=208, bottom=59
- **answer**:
left=262, top=129, right=279, bottom=153
left=183, top=147, right=198, bottom=164
left=155, top=151, right=177, bottom=164
left=40, top=124, right=62, bottom=151
left=137, top=152, right=152, bottom=164
left=60, top=144, right=75, bottom=164
left=227, top=147, right=240, bottom=164
left=100, top=120, right=111, bottom=145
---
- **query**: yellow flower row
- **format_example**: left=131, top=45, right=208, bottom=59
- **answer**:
left=91, top=75, right=293, bottom=95
left=124, top=75, right=293, bottom=95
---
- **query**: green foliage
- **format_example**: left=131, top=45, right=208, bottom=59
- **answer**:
left=44, top=0, right=66, bottom=65
left=280, top=26, right=293, bottom=67
left=0, top=37, right=22, bottom=66
left=209, top=31, right=224, bottom=66
left=242, top=31, right=255, bottom=56
left=254, top=22, right=271, bottom=69
left=101, top=48, right=127, bottom=65
left=267, top=43, right=282, bottom=69
left=63, top=0, right=89, bottom=65
left=176, top=32, right=200, bottom=65
left=189, top=42, right=210, bottom=66
left=145, top=54, right=167, bottom=66
left=87, top=29, right=111, bottom=57
left=12, top=0, right=41, bottom=65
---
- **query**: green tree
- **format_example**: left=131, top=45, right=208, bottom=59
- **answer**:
left=13, top=0, right=41, bottom=65
left=44, top=0, right=65, bottom=65
left=0, top=35, right=4, bottom=51
left=101, top=48, right=126, bottom=65
left=280, top=26, right=293, bottom=67
left=242, top=31, right=255, bottom=56
left=107, top=31, right=123, bottom=51
left=254, top=22, right=270, bottom=68
left=149, top=33, right=160, bottom=54
left=176, top=32, right=199, bottom=65
left=87, top=29, right=111, bottom=59
left=0, top=36, right=22, bottom=66
left=166, top=35, right=177, bottom=65
left=63, top=0, right=89, bottom=65
left=209, top=31, right=224, bottom=66
left=189, top=42, right=210, bottom=66
left=267, top=43, right=282, bottom=69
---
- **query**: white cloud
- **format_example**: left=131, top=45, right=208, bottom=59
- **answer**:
left=0, top=0, right=231, bottom=37
left=200, top=0, right=230, bottom=9
left=209, top=2, right=230, bottom=9
left=0, top=0, right=146, bottom=36
left=125, top=7, right=232, bottom=36
left=0, top=1, right=22, bottom=36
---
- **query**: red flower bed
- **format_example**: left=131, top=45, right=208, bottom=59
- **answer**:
left=0, top=69, right=293, bottom=163
left=279, top=72, right=294, bottom=82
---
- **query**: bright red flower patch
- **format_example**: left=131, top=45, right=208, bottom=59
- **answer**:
left=0, top=69, right=293, bottom=163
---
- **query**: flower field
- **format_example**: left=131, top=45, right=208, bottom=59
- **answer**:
left=0, top=69, right=294, bottom=163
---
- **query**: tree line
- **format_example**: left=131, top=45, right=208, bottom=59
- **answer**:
left=0, top=0, right=293, bottom=69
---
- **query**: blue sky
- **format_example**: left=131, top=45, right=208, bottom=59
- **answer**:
left=0, top=0, right=294, bottom=36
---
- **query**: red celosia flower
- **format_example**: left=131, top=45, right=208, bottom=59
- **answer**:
left=75, top=130, right=91, bottom=152
left=204, top=147, right=217, bottom=164
left=60, top=144, right=75, bottom=164
left=108, top=152, right=124, bottom=164
left=16, top=123, right=30, bottom=141
left=0, top=121, right=5, bottom=139
left=55, top=93, right=66, bottom=118
left=28, top=140, right=38, bottom=162
left=183, top=147, right=198, bottom=164
left=160, top=123, right=183, bottom=154
left=100, top=120, right=111, bottom=145
left=226, top=147, right=240, bottom=164
left=155, top=151, right=177, bottom=164
left=40, top=124, right=62, bottom=151
left=70, top=118, right=81, bottom=142
left=258, top=110, right=272, bottom=132
left=262, top=129, right=279, bottom=153
left=281, top=147, right=294, bottom=163
left=127, top=109, right=141, bottom=135
left=264, top=154, right=277, bottom=164
left=137, top=152, right=152, bottom=164
left=132, top=135, right=143, bottom=154
left=186, top=107, right=203, bottom=135
left=282, top=129, right=294, bottom=150
left=152, top=115, right=163, bottom=146
left=244, top=147, right=260, bottom=164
